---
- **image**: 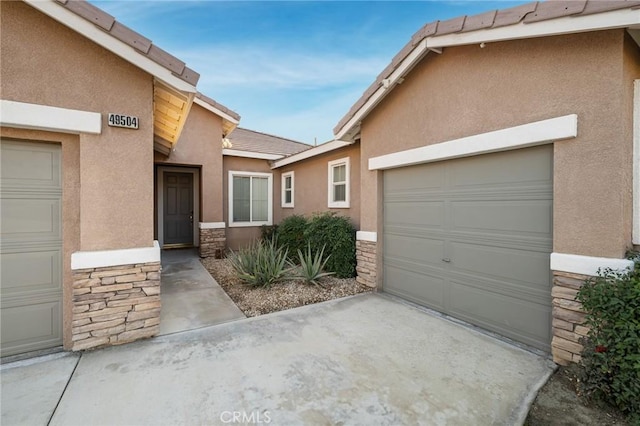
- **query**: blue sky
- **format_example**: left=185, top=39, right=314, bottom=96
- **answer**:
left=92, top=1, right=524, bottom=145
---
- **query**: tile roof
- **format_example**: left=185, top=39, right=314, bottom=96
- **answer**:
left=227, top=128, right=311, bottom=156
left=54, top=0, right=199, bottom=85
left=195, top=92, right=241, bottom=122
left=334, top=0, right=640, bottom=135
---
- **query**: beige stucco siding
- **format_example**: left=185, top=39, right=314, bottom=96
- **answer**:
left=155, top=104, right=224, bottom=223
left=2, top=1, right=154, bottom=251
left=360, top=30, right=636, bottom=258
left=223, top=156, right=274, bottom=250
left=277, top=144, right=361, bottom=229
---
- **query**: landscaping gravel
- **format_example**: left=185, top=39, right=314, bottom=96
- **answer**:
left=201, top=258, right=373, bottom=317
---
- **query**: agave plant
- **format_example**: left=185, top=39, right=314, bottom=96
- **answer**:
left=228, top=239, right=290, bottom=287
left=293, top=244, right=334, bottom=288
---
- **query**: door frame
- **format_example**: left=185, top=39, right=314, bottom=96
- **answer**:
left=156, top=166, right=200, bottom=248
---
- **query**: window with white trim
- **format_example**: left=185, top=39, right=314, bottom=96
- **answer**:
left=281, top=171, right=294, bottom=208
left=328, top=157, right=350, bottom=208
left=228, top=171, right=272, bottom=227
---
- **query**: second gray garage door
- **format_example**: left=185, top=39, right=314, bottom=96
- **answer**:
left=383, top=145, right=553, bottom=351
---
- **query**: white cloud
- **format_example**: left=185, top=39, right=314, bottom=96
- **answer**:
left=179, top=44, right=387, bottom=91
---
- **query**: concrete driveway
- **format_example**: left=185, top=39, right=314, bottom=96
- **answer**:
left=2, top=293, right=554, bottom=425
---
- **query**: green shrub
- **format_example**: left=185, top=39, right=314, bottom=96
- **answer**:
left=293, top=244, right=334, bottom=287
left=260, top=224, right=278, bottom=242
left=576, top=256, right=640, bottom=420
left=276, top=215, right=308, bottom=261
left=228, top=239, right=290, bottom=287
left=304, top=212, right=356, bottom=278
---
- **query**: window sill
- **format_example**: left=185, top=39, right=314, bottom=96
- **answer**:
left=228, top=221, right=272, bottom=228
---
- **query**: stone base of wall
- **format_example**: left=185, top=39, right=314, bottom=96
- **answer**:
left=200, top=228, right=226, bottom=258
left=356, top=240, right=377, bottom=288
left=71, top=261, right=161, bottom=351
left=551, top=271, right=591, bottom=365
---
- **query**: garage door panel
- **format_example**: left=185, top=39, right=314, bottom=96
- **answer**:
left=449, top=242, right=551, bottom=288
left=1, top=249, right=62, bottom=295
left=1, top=197, right=62, bottom=242
left=385, top=234, right=445, bottom=266
left=451, top=200, right=552, bottom=236
left=0, top=141, right=61, bottom=189
left=1, top=139, right=63, bottom=357
left=449, top=281, right=551, bottom=350
left=385, top=201, right=444, bottom=228
left=0, top=298, right=62, bottom=357
left=449, top=146, right=552, bottom=189
left=384, top=265, right=445, bottom=311
left=383, top=163, right=444, bottom=193
left=383, top=145, right=553, bottom=352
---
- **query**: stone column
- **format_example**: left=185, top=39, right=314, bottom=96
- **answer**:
left=551, top=271, right=590, bottom=365
left=199, top=227, right=226, bottom=258
left=71, top=261, right=161, bottom=351
left=355, top=232, right=377, bottom=288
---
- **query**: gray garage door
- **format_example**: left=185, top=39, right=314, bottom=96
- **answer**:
left=1, top=139, right=63, bottom=357
left=383, top=145, right=553, bottom=351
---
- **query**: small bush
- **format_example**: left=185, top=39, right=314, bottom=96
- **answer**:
left=260, top=224, right=278, bottom=242
left=228, top=239, right=290, bottom=287
left=304, top=212, right=356, bottom=278
left=293, top=244, right=334, bottom=287
left=276, top=215, right=308, bottom=261
left=576, top=255, right=640, bottom=420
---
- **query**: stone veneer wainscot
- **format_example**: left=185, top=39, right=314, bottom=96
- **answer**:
left=551, top=271, right=591, bottom=365
left=356, top=239, right=377, bottom=288
left=200, top=227, right=226, bottom=258
left=71, top=261, right=161, bottom=351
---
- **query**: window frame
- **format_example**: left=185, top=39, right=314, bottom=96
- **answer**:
left=281, top=171, right=295, bottom=208
left=327, top=157, right=350, bottom=208
left=228, top=171, right=273, bottom=227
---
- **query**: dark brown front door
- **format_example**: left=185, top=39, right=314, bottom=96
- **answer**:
left=164, top=172, right=193, bottom=246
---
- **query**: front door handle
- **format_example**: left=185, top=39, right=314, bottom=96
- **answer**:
left=189, top=211, right=193, bottom=224
left=442, top=258, right=451, bottom=263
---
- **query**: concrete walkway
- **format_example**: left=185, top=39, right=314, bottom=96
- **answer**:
left=158, top=249, right=245, bottom=335
left=1, top=294, right=554, bottom=426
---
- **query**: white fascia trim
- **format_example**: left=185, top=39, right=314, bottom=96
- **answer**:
left=428, top=9, right=640, bottom=49
left=24, top=0, right=196, bottom=94
left=334, top=40, right=429, bottom=141
left=193, top=98, right=239, bottom=125
left=369, top=114, right=577, bottom=170
left=271, top=140, right=354, bottom=169
left=0, top=100, right=101, bottom=135
left=71, top=241, right=160, bottom=270
left=334, top=9, right=640, bottom=141
left=223, top=149, right=283, bottom=161
left=633, top=80, right=640, bottom=245
left=356, top=231, right=377, bottom=243
left=199, top=222, right=226, bottom=229
left=550, top=252, right=634, bottom=276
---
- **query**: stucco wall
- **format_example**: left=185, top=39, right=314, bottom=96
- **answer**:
left=1, top=1, right=154, bottom=251
left=0, top=127, right=80, bottom=350
left=360, top=30, right=636, bottom=259
left=276, top=143, right=361, bottom=229
left=222, top=156, right=274, bottom=250
left=154, top=104, right=224, bottom=223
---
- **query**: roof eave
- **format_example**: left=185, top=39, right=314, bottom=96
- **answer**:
left=271, top=140, right=355, bottom=169
left=25, top=0, right=197, bottom=93
left=194, top=97, right=240, bottom=136
left=334, top=7, right=640, bottom=140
